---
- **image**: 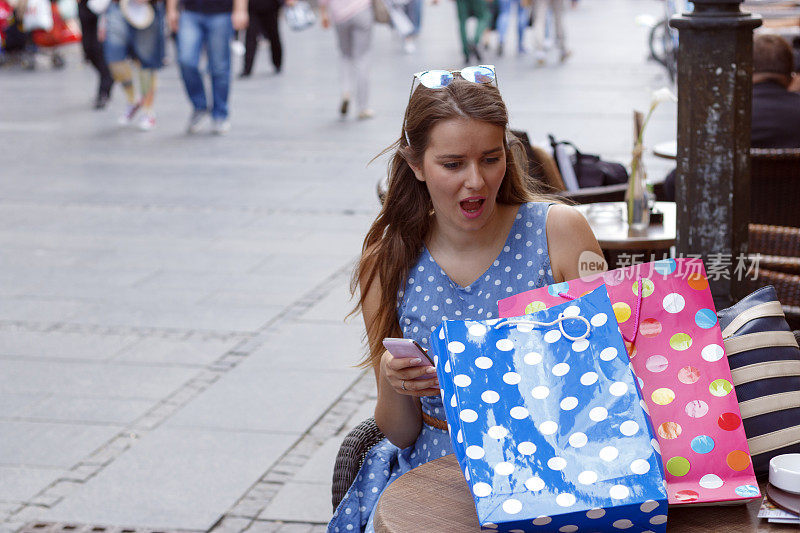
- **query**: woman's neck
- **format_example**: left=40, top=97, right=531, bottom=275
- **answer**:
left=428, top=203, right=518, bottom=256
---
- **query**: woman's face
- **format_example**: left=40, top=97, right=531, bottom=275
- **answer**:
left=411, top=118, right=507, bottom=235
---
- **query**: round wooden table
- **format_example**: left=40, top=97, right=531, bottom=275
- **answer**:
left=574, top=201, right=676, bottom=270
left=374, top=454, right=791, bottom=533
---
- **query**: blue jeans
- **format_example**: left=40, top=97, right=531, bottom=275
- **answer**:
left=176, top=10, right=233, bottom=120
left=496, top=0, right=528, bottom=47
left=103, top=1, right=165, bottom=69
left=402, top=0, right=422, bottom=36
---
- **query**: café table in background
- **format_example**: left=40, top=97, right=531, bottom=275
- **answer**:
left=575, top=201, right=676, bottom=269
left=374, top=454, right=792, bottom=532
left=653, top=140, right=678, bottom=160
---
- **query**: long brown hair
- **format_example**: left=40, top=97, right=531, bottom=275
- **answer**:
left=352, top=78, right=548, bottom=367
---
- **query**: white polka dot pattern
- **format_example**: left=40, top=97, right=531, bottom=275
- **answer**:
left=421, top=280, right=667, bottom=533
left=569, top=432, right=588, bottom=448
left=525, top=476, right=545, bottom=491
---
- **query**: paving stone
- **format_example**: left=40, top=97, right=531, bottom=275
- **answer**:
left=165, top=364, right=360, bottom=433
left=0, top=360, right=197, bottom=400
left=0, top=422, right=123, bottom=468
left=209, top=516, right=252, bottom=533
left=242, top=521, right=281, bottom=533
left=291, top=440, right=341, bottom=485
left=0, top=468, right=65, bottom=503
left=33, top=428, right=297, bottom=531
left=0, top=393, right=48, bottom=417
left=244, top=323, right=364, bottom=372
left=274, top=524, right=314, bottom=533
left=226, top=499, right=267, bottom=520
left=112, top=338, right=240, bottom=366
left=258, top=483, right=330, bottom=524
left=20, top=397, right=156, bottom=425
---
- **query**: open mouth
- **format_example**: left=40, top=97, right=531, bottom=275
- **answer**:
left=460, top=197, right=485, bottom=217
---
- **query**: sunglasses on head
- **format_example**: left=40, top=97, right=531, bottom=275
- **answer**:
left=404, top=65, right=498, bottom=146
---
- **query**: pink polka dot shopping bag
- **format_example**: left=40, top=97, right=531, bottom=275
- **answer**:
left=431, top=286, right=669, bottom=532
left=497, top=258, right=760, bottom=505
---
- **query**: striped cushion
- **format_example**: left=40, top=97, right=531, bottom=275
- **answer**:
left=718, top=285, right=800, bottom=476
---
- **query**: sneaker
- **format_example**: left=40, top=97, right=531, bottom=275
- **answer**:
left=212, top=118, right=231, bottom=135
left=186, top=109, right=208, bottom=134
left=559, top=49, right=573, bottom=63
left=534, top=50, right=547, bottom=66
left=357, top=109, right=375, bottom=120
left=118, top=102, right=140, bottom=125
left=403, top=37, right=416, bottom=54
left=138, top=113, right=156, bottom=131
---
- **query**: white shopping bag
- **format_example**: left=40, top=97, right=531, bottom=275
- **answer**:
left=23, top=0, right=53, bottom=31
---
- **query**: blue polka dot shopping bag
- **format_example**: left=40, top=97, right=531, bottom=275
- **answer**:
left=431, top=285, right=668, bottom=532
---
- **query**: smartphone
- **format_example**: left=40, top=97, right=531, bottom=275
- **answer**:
left=382, top=337, right=435, bottom=366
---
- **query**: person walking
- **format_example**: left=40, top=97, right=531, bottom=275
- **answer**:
left=319, top=0, right=374, bottom=119
left=495, top=0, right=528, bottom=55
left=401, top=0, right=421, bottom=53
left=102, top=0, right=166, bottom=130
left=454, top=0, right=491, bottom=63
left=78, top=0, right=114, bottom=108
left=167, top=0, right=249, bottom=134
left=239, top=0, right=281, bottom=76
left=531, top=0, right=569, bottom=65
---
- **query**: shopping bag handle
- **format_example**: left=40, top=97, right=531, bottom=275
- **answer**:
left=556, top=276, right=644, bottom=346
left=494, top=313, right=591, bottom=341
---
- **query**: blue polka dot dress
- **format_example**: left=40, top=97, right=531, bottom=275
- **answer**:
left=328, top=202, right=556, bottom=533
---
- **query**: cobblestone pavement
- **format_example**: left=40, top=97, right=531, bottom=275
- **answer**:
left=0, top=0, right=675, bottom=531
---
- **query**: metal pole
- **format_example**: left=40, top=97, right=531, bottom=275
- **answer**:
left=670, top=0, right=761, bottom=308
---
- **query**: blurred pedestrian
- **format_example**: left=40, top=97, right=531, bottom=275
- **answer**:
left=103, top=0, right=166, bottom=130
left=495, top=0, right=528, bottom=55
left=78, top=0, right=114, bottom=108
left=532, top=0, right=568, bottom=65
left=319, top=0, right=374, bottom=119
left=167, top=0, right=249, bottom=134
left=239, top=0, right=281, bottom=76
left=454, top=0, right=490, bottom=63
left=401, top=0, right=421, bottom=53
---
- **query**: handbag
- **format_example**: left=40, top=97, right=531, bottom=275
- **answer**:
left=31, top=3, right=80, bottom=47
left=498, top=259, right=761, bottom=505
left=432, top=286, right=668, bottom=532
left=284, top=0, right=315, bottom=31
left=717, top=285, right=800, bottom=476
left=549, top=135, right=629, bottom=189
left=371, top=0, right=390, bottom=24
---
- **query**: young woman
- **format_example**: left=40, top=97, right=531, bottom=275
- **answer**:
left=328, top=66, right=602, bottom=533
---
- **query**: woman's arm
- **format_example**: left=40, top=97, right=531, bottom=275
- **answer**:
left=546, top=204, right=606, bottom=283
left=360, top=274, right=440, bottom=449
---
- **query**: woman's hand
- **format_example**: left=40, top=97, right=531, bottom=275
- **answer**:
left=381, top=349, right=440, bottom=397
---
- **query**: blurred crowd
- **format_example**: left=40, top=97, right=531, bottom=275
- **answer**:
left=0, top=0, right=582, bottom=133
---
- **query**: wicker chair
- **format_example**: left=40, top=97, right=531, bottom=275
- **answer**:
left=748, top=224, right=800, bottom=329
left=750, top=148, right=800, bottom=228
left=331, top=417, right=386, bottom=511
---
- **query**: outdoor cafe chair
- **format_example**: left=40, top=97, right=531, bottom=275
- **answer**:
left=750, top=147, right=800, bottom=228
left=331, top=416, right=385, bottom=510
